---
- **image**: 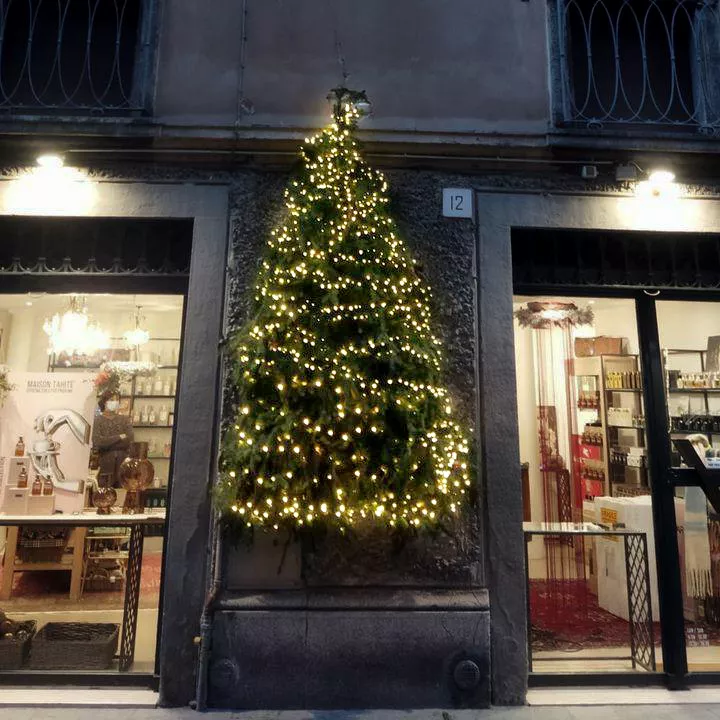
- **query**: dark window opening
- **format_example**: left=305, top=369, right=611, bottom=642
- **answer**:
left=556, top=0, right=720, bottom=129
left=0, top=0, right=150, bottom=113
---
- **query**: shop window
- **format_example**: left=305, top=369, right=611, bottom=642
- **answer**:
left=514, top=296, right=659, bottom=673
left=552, top=0, right=720, bottom=130
left=0, top=0, right=155, bottom=113
left=0, top=292, right=183, bottom=674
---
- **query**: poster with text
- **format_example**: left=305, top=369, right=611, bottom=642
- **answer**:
left=0, top=371, right=97, bottom=492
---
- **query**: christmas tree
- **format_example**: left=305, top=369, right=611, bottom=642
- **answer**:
left=218, top=90, right=470, bottom=531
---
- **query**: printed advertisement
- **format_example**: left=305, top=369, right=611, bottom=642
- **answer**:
left=0, top=372, right=96, bottom=500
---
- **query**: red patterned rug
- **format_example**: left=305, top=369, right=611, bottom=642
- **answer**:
left=0, top=552, right=162, bottom=610
left=529, top=578, right=659, bottom=651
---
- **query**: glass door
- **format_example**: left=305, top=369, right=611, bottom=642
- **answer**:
left=656, top=299, right=720, bottom=673
left=514, top=295, right=661, bottom=674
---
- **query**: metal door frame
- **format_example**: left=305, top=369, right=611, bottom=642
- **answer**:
left=514, top=283, right=720, bottom=688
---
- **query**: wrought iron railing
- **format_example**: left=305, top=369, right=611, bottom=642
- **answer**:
left=0, top=0, right=155, bottom=114
left=512, top=229, right=720, bottom=291
left=0, top=217, right=193, bottom=276
left=552, top=0, right=720, bottom=131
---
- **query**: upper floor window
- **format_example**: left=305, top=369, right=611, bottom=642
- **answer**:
left=0, top=0, right=156, bottom=114
left=552, top=0, right=720, bottom=132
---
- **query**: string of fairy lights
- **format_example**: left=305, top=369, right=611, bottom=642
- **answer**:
left=217, top=96, right=470, bottom=531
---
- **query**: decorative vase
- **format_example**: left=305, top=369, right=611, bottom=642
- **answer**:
left=91, top=485, right=117, bottom=515
left=119, top=442, right=155, bottom=514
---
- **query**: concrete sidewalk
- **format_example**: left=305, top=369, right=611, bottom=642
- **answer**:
left=1, top=709, right=720, bottom=720
left=0, top=704, right=720, bottom=720
left=4, top=688, right=720, bottom=720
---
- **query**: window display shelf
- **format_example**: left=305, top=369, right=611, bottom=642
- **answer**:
left=133, top=424, right=173, bottom=429
left=574, top=353, right=645, bottom=499
left=123, top=395, right=176, bottom=400
left=669, top=388, right=720, bottom=394
left=671, top=429, right=720, bottom=436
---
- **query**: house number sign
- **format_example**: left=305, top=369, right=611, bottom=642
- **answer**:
left=442, top=188, right=473, bottom=218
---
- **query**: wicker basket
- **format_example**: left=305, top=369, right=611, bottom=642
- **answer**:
left=29, top=623, right=120, bottom=670
left=17, top=528, right=69, bottom=564
left=84, top=561, right=126, bottom=593
left=0, top=621, right=37, bottom=671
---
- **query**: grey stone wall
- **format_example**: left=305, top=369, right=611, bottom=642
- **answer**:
left=223, top=167, right=482, bottom=589
left=154, top=0, right=549, bottom=140
left=213, top=166, right=489, bottom=709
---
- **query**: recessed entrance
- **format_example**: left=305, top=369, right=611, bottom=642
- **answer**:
left=512, top=228, right=720, bottom=683
left=0, top=216, right=192, bottom=685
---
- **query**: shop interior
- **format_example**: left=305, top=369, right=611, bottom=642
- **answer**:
left=515, top=296, right=720, bottom=674
left=0, top=292, right=183, bottom=674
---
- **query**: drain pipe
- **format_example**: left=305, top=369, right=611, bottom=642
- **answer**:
left=195, top=246, right=235, bottom=710
left=194, top=514, right=223, bottom=711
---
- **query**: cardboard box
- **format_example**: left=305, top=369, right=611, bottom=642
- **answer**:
left=595, top=495, right=684, bottom=622
left=623, top=466, right=647, bottom=484
left=0, top=457, right=31, bottom=489
left=627, top=454, right=646, bottom=469
left=26, top=494, right=55, bottom=516
left=575, top=336, right=628, bottom=357
left=2, top=486, right=28, bottom=514
left=608, top=407, right=633, bottom=427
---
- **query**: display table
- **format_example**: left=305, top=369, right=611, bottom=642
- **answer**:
left=0, top=509, right=165, bottom=671
left=523, top=521, right=655, bottom=672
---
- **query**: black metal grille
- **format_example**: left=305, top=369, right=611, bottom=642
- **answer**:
left=0, top=217, right=192, bottom=276
left=512, top=229, right=720, bottom=291
left=553, top=0, right=720, bottom=131
left=0, top=0, right=154, bottom=113
left=119, top=524, right=143, bottom=671
left=624, top=533, right=656, bottom=671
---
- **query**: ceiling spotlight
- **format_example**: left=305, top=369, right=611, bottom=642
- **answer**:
left=36, top=154, right=64, bottom=169
left=636, top=168, right=679, bottom=198
left=648, top=169, right=675, bottom=184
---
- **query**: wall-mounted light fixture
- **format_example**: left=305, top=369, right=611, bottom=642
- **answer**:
left=36, top=154, right=64, bottom=169
left=4, top=153, right=96, bottom=215
left=635, top=168, right=679, bottom=199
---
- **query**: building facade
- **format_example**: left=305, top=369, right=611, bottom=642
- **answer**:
left=1, top=0, right=720, bottom=709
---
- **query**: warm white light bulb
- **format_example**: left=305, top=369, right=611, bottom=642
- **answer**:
left=648, top=169, right=675, bottom=184
left=36, top=154, right=64, bottom=169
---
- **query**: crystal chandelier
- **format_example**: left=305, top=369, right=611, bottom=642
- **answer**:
left=43, top=296, right=109, bottom=356
left=123, top=306, right=150, bottom=350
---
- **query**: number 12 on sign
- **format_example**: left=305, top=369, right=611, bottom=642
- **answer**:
left=442, top=188, right=473, bottom=218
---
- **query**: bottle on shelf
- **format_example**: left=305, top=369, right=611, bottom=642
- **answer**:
left=148, top=406, right=157, bottom=425
left=153, top=377, right=164, bottom=395
left=42, top=477, right=53, bottom=496
left=31, top=474, right=42, bottom=496
left=159, top=405, right=168, bottom=425
left=163, top=441, right=172, bottom=457
left=132, top=407, right=141, bottom=425
left=14, top=436, right=25, bottom=457
left=17, top=465, right=28, bottom=489
left=163, top=378, right=172, bottom=396
left=140, top=406, right=149, bottom=424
